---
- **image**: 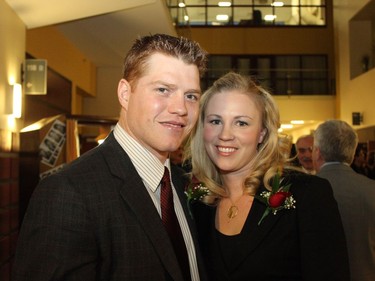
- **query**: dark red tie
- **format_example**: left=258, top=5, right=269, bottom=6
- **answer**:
left=160, top=167, right=191, bottom=281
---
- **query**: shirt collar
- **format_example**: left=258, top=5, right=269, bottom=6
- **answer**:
left=113, top=124, right=170, bottom=192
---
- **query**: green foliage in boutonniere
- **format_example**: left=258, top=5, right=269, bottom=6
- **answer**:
left=255, top=171, right=296, bottom=225
left=185, top=179, right=209, bottom=218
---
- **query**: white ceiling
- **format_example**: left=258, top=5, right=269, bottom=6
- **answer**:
left=6, top=0, right=177, bottom=67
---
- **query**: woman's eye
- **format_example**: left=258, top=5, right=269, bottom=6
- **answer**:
left=236, top=120, right=248, bottom=127
left=209, top=119, right=221, bottom=125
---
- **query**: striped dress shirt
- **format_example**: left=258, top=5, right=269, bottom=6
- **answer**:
left=113, top=124, right=200, bottom=281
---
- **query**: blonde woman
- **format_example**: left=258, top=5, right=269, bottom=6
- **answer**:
left=187, top=72, right=349, bottom=281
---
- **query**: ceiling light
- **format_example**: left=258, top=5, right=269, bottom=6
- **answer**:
left=290, top=120, right=305, bottom=125
left=218, top=2, right=231, bottom=7
left=281, top=124, right=294, bottom=129
left=271, top=1, right=284, bottom=7
left=178, top=2, right=186, bottom=8
left=216, top=14, right=229, bottom=21
left=264, top=15, right=277, bottom=21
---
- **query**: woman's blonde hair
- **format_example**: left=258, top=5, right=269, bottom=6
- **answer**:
left=186, top=72, right=291, bottom=203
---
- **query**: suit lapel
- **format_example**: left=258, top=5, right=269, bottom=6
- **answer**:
left=102, top=134, right=184, bottom=281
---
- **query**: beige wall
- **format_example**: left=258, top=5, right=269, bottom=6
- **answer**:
left=0, top=0, right=25, bottom=150
left=26, top=27, right=97, bottom=98
left=191, top=27, right=334, bottom=55
left=334, top=0, right=375, bottom=132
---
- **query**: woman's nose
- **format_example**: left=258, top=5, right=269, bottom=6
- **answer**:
left=218, top=124, right=234, bottom=140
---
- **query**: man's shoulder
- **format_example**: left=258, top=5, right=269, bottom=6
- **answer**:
left=318, top=164, right=375, bottom=190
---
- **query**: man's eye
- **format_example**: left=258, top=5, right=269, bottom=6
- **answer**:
left=185, top=93, right=199, bottom=101
left=157, top=88, right=168, bottom=94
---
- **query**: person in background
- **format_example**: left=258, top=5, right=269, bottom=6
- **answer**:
left=366, top=150, right=375, bottom=179
left=170, top=145, right=192, bottom=173
left=295, top=134, right=316, bottom=174
left=187, top=72, right=350, bottom=281
left=313, top=119, right=375, bottom=281
left=351, top=144, right=368, bottom=176
left=13, top=34, right=208, bottom=281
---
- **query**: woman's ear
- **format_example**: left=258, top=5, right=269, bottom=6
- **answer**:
left=258, top=128, right=267, bottom=144
left=117, top=79, right=130, bottom=109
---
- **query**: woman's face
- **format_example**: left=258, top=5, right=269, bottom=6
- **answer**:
left=203, top=90, right=266, bottom=176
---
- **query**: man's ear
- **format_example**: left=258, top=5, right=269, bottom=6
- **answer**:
left=258, top=128, right=267, bottom=144
left=117, top=79, right=130, bottom=109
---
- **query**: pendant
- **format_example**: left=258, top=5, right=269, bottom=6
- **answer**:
left=227, top=205, right=238, bottom=219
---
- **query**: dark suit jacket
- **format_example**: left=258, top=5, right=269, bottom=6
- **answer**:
left=193, top=171, right=350, bottom=281
left=318, top=163, right=375, bottom=281
left=12, top=132, right=207, bottom=281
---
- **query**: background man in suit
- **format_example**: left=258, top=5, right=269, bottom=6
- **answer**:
left=313, top=119, right=375, bottom=281
left=295, top=134, right=315, bottom=174
left=13, top=34, right=208, bottom=281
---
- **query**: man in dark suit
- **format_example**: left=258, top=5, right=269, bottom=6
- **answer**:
left=313, top=119, right=375, bottom=281
left=12, top=34, right=208, bottom=281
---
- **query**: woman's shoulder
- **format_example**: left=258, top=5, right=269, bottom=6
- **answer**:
left=282, top=168, right=332, bottom=195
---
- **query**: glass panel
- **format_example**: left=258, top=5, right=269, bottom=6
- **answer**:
left=185, top=0, right=206, bottom=5
left=302, top=80, right=328, bottom=94
left=301, top=56, right=327, bottom=79
left=237, top=58, right=252, bottom=75
left=234, top=0, right=250, bottom=4
left=166, top=0, right=178, bottom=6
left=203, top=55, right=330, bottom=95
left=235, top=7, right=252, bottom=25
left=257, top=57, right=271, bottom=80
left=208, top=0, right=229, bottom=5
left=275, top=80, right=288, bottom=95
left=207, top=56, right=232, bottom=79
left=288, top=78, right=302, bottom=94
left=274, top=7, right=293, bottom=26
left=275, top=56, right=300, bottom=78
left=253, top=8, right=273, bottom=25
left=207, top=7, right=232, bottom=25
left=186, top=7, right=206, bottom=25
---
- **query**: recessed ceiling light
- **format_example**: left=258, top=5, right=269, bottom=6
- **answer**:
left=216, top=14, right=229, bottom=21
left=281, top=124, right=294, bottom=129
left=291, top=120, right=305, bottom=124
left=218, top=2, right=231, bottom=7
left=271, top=2, right=284, bottom=7
left=264, top=15, right=277, bottom=21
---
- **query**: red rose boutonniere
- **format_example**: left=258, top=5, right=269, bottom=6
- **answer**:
left=185, top=179, right=209, bottom=219
left=255, top=171, right=296, bottom=225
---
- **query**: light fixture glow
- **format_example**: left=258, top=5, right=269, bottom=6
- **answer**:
left=12, top=83, right=22, bottom=118
left=264, top=15, right=277, bottom=21
left=216, top=14, right=229, bottom=21
left=271, top=1, right=284, bottom=7
left=280, top=124, right=293, bottom=129
left=290, top=120, right=305, bottom=125
left=218, top=2, right=231, bottom=7
left=184, top=15, right=189, bottom=21
left=178, top=2, right=185, bottom=7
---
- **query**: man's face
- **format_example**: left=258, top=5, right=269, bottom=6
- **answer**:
left=296, top=136, right=314, bottom=171
left=120, top=53, right=201, bottom=163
